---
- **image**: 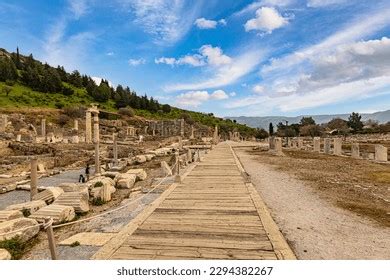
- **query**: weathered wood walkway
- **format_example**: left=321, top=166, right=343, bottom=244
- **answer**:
left=92, top=142, right=295, bottom=260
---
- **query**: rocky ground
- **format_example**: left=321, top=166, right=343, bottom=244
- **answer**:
left=234, top=146, right=390, bottom=259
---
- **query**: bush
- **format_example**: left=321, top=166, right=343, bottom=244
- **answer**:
left=118, top=107, right=135, bottom=117
left=93, top=181, right=103, bottom=188
left=92, top=197, right=105, bottom=206
left=58, top=114, right=70, bottom=126
left=63, top=106, right=85, bottom=118
left=0, top=237, right=32, bottom=260
left=55, top=101, right=65, bottom=109
left=70, top=241, right=80, bottom=247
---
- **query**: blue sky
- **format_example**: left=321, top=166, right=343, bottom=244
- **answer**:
left=1, top=0, right=390, bottom=117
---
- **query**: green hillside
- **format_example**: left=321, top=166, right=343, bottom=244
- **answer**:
left=0, top=47, right=266, bottom=138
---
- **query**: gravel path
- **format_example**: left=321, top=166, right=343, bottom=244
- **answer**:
left=235, top=147, right=390, bottom=260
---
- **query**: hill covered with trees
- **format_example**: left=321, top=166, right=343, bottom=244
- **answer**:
left=0, top=47, right=265, bottom=139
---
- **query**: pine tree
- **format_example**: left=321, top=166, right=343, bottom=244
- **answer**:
left=269, top=122, right=274, bottom=136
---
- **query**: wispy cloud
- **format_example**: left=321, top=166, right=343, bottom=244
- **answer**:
left=307, top=0, right=347, bottom=8
left=155, top=45, right=231, bottom=67
left=119, top=0, right=203, bottom=45
left=128, top=58, right=146, bottom=66
left=42, top=0, right=95, bottom=70
left=164, top=48, right=265, bottom=91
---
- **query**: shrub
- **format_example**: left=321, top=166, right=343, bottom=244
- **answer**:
left=118, top=107, right=135, bottom=117
left=58, top=114, right=70, bottom=126
left=63, top=106, right=85, bottom=118
left=70, top=241, right=80, bottom=247
left=21, top=208, right=31, bottom=217
left=93, top=181, right=103, bottom=188
left=92, top=197, right=105, bottom=206
left=55, top=101, right=65, bottom=109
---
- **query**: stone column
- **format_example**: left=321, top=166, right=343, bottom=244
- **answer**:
left=375, top=145, right=388, bottom=162
left=95, top=142, right=101, bottom=175
left=93, top=113, right=99, bottom=143
left=180, top=119, right=185, bottom=137
left=333, top=138, right=342, bottom=156
left=144, top=126, right=148, bottom=135
left=113, top=133, right=118, bottom=166
left=287, top=137, right=292, bottom=148
left=324, top=138, right=331, bottom=154
left=101, top=184, right=111, bottom=202
left=30, top=158, right=38, bottom=200
left=351, top=143, right=360, bottom=159
left=74, top=119, right=79, bottom=131
left=85, top=111, right=92, bottom=143
left=313, top=137, right=320, bottom=152
left=173, top=152, right=180, bottom=175
left=41, top=119, right=46, bottom=138
left=16, top=134, right=21, bottom=142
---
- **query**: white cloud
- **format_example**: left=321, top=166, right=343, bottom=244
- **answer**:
left=119, top=0, right=201, bottom=44
left=230, top=91, right=237, bottom=97
left=234, top=0, right=295, bottom=17
left=219, top=19, right=227, bottom=26
left=194, top=18, right=217, bottom=29
left=210, top=90, right=229, bottom=100
left=307, top=0, right=347, bottom=8
left=199, top=45, right=231, bottom=66
left=155, top=57, right=177, bottom=66
left=194, top=18, right=227, bottom=29
left=175, top=89, right=230, bottom=107
left=155, top=45, right=231, bottom=67
left=165, top=48, right=265, bottom=91
left=128, top=58, right=146, bottom=66
left=176, top=90, right=211, bottom=107
left=106, top=52, right=114, bottom=56
left=244, top=7, right=289, bottom=33
left=253, top=84, right=265, bottom=94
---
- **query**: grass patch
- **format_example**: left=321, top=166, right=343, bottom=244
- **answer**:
left=0, top=237, right=37, bottom=260
left=92, top=197, right=105, bottom=206
left=70, top=241, right=80, bottom=247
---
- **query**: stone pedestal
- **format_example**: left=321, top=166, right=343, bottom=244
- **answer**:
left=375, top=145, right=388, bottom=162
left=74, top=119, right=79, bottom=131
left=274, top=137, right=283, bottom=155
left=324, top=138, right=331, bottom=154
left=333, top=138, right=342, bottom=156
left=313, top=137, right=320, bottom=152
left=351, top=143, right=360, bottom=159
left=269, top=136, right=275, bottom=150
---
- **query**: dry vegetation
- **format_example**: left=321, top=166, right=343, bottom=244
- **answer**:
left=250, top=149, right=390, bottom=227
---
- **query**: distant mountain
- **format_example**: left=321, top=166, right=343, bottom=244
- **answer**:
left=227, top=110, right=390, bottom=129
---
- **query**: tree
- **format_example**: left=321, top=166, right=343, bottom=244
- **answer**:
left=162, top=104, right=171, bottom=113
left=300, top=124, right=322, bottom=137
left=269, top=122, right=274, bottom=136
left=347, top=112, right=363, bottom=133
left=0, top=57, right=18, bottom=81
left=300, top=117, right=315, bottom=126
left=15, top=47, right=22, bottom=69
left=255, top=128, right=269, bottom=139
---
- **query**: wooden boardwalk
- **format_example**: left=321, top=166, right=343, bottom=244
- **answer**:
left=92, top=143, right=295, bottom=260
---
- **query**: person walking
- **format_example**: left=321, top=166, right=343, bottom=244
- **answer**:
left=85, top=163, right=90, bottom=181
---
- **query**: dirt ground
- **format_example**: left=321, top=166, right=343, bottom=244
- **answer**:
left=234, top=146, right=390, bottom=260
